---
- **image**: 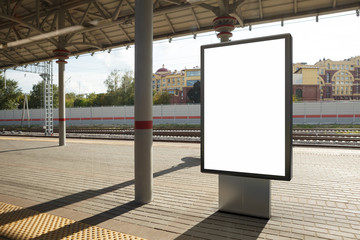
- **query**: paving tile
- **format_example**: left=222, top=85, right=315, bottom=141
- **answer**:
left=1, top=137, right=360, bottom=240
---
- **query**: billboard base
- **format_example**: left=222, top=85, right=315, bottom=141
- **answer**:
left=219, top=175, right=271, bottom=219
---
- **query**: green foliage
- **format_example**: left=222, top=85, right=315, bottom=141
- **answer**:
left=65, top=92, right=76, bottom=108
left=153, top=91, right=171, bottom=105
left=28, top=81, right=59, bottom=109
left=187, top=81, right=201, bottom=103
left=0, top=75, right=23, bottom=110
left=102, top=69, right=135, bottom=106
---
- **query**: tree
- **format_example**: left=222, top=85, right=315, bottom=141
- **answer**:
left=117, top=70, right=135, bottom=105
left=65, top=92, right=76, bottom=107
left=0, top=75, right=23, bottom=110
left=103, top=69, right=135, bottom=106
left=28, top=81, right=59, bottom=109
left=104, top=69, right=122, bottom=93
left=153, top=91, right=171, bottom=105
left=187, top=81, right=201, bottom=103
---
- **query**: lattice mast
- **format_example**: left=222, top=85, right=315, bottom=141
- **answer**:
left=11, top=61, right=54, bottom=136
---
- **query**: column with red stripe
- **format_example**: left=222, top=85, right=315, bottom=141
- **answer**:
left=134, top=0, right=153, bottom=203
left=53, top=48, right=69, bottom=146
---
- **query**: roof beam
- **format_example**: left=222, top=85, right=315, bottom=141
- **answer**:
left=218, top=0, right=229, bottom=15
left=112, top=0, right=124, bottom=21
left=199, top=3, right=219, bottom=16
left=99, top=29, right=112, bottom=45
left=80, top=2, right=92, bottom=25
left=118, top=24, right=131, bottom=42
left=294, top=0, right=298, bottom=14
left=244, top=2, right=360, bottom=25
left=259, top=0, right=263, bottom=19
left=190, top=7, right=200, bottom=30
left=12, top=27, right=22, bottom=40
left=94, top=1, right=112, bottom=19
left=124, top=0, right=134, bottom=13
left=11, top=0, right=24, bottom=16
left=164, top=13, right=175, bottom=33
left=1, top=52, right=18, bottom=64
left=333, top=0, right=337, bottom=8
left=93, top=1, right=107, bottom=19
left=163, top=0, right=183, bottom=5
left=153, top=0, right=161, bottom=9
left=36, top=0, right=40, bottom=27
left=0, top=0, right=94, bottom=30
left=0, top=13, right=58, bottom=46
left=230, top=11, right=244, bottom=27
left=65, top=42, right=102, bottom=49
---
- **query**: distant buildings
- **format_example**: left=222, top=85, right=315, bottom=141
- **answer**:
left=153, top=65, right=200, bottom=104
left=293, top=56, right=360, bottom=101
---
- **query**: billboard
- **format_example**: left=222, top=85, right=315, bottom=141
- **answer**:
left=201, top=34, right=293, bottom=181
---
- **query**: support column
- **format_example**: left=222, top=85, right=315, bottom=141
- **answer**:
left=53, top=49, right=69, bottom=146
left=213, top=15, right=271, bottom=219
left=54, top=3, right=68, bottom=146
left=134, top=0, right=153, bottom=203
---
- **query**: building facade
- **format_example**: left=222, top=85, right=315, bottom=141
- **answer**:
left=152, top=65, right=200, bottom=104
left=293, top=56, right=360, bottom=101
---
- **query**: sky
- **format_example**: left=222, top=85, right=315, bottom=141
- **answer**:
left=4, top=10, right=360, bottom=95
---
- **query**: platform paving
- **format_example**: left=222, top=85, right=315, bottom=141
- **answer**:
left=0, top=136, right=359, bottom=240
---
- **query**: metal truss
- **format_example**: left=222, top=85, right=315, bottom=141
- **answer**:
left=0, top=0, right=359, bottom=69
left=12, top=61, right=54, bottom=136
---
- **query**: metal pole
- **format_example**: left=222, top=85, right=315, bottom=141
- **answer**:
left=134, top=0, right=153, bottom=203
left=55, top=3, right=68, bottom=146
left=58, top=61, right=66, bottom=145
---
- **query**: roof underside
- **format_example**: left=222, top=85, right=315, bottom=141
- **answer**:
left=0, top=0, right=359, bottom=69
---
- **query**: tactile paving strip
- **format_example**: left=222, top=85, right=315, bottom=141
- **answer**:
left=0, top=202, right=146, bottom=240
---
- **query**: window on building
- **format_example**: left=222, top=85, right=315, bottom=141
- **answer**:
left=186, top=80, right=198, bottom=86
left=327, top=63, right=330, bottom=69
left=186, top=70, right=201, bottom=77
left=326, top=73, right=330, bottom=83
left=358, top=59, right=360, bottom=66
left=326, top=87, right=331, bottom=98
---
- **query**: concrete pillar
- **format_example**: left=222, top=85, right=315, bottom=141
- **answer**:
left=54, top=4, right=68, bottom=146
left=134, top=0, right=153, bottom=203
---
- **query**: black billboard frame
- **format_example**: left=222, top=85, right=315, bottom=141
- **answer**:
left=200, top=33, right=293, bottom=181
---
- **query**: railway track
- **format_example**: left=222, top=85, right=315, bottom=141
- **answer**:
left=1, top=128, right=360, bottom=147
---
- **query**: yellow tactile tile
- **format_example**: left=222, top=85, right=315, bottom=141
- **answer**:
left=0, top=202, right=146, bottom=240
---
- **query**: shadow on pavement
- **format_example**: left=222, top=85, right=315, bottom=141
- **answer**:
left=175, top=211, right=268, bottom=240
left=0, top=156, right=201, bottom=239
left=0, top=145, right=59, bottom=154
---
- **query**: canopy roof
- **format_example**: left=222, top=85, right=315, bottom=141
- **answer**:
left=0, top=0, right=359, bottom=69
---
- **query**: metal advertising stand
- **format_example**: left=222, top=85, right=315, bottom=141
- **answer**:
left=201, top=34, right=293, bottom=219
